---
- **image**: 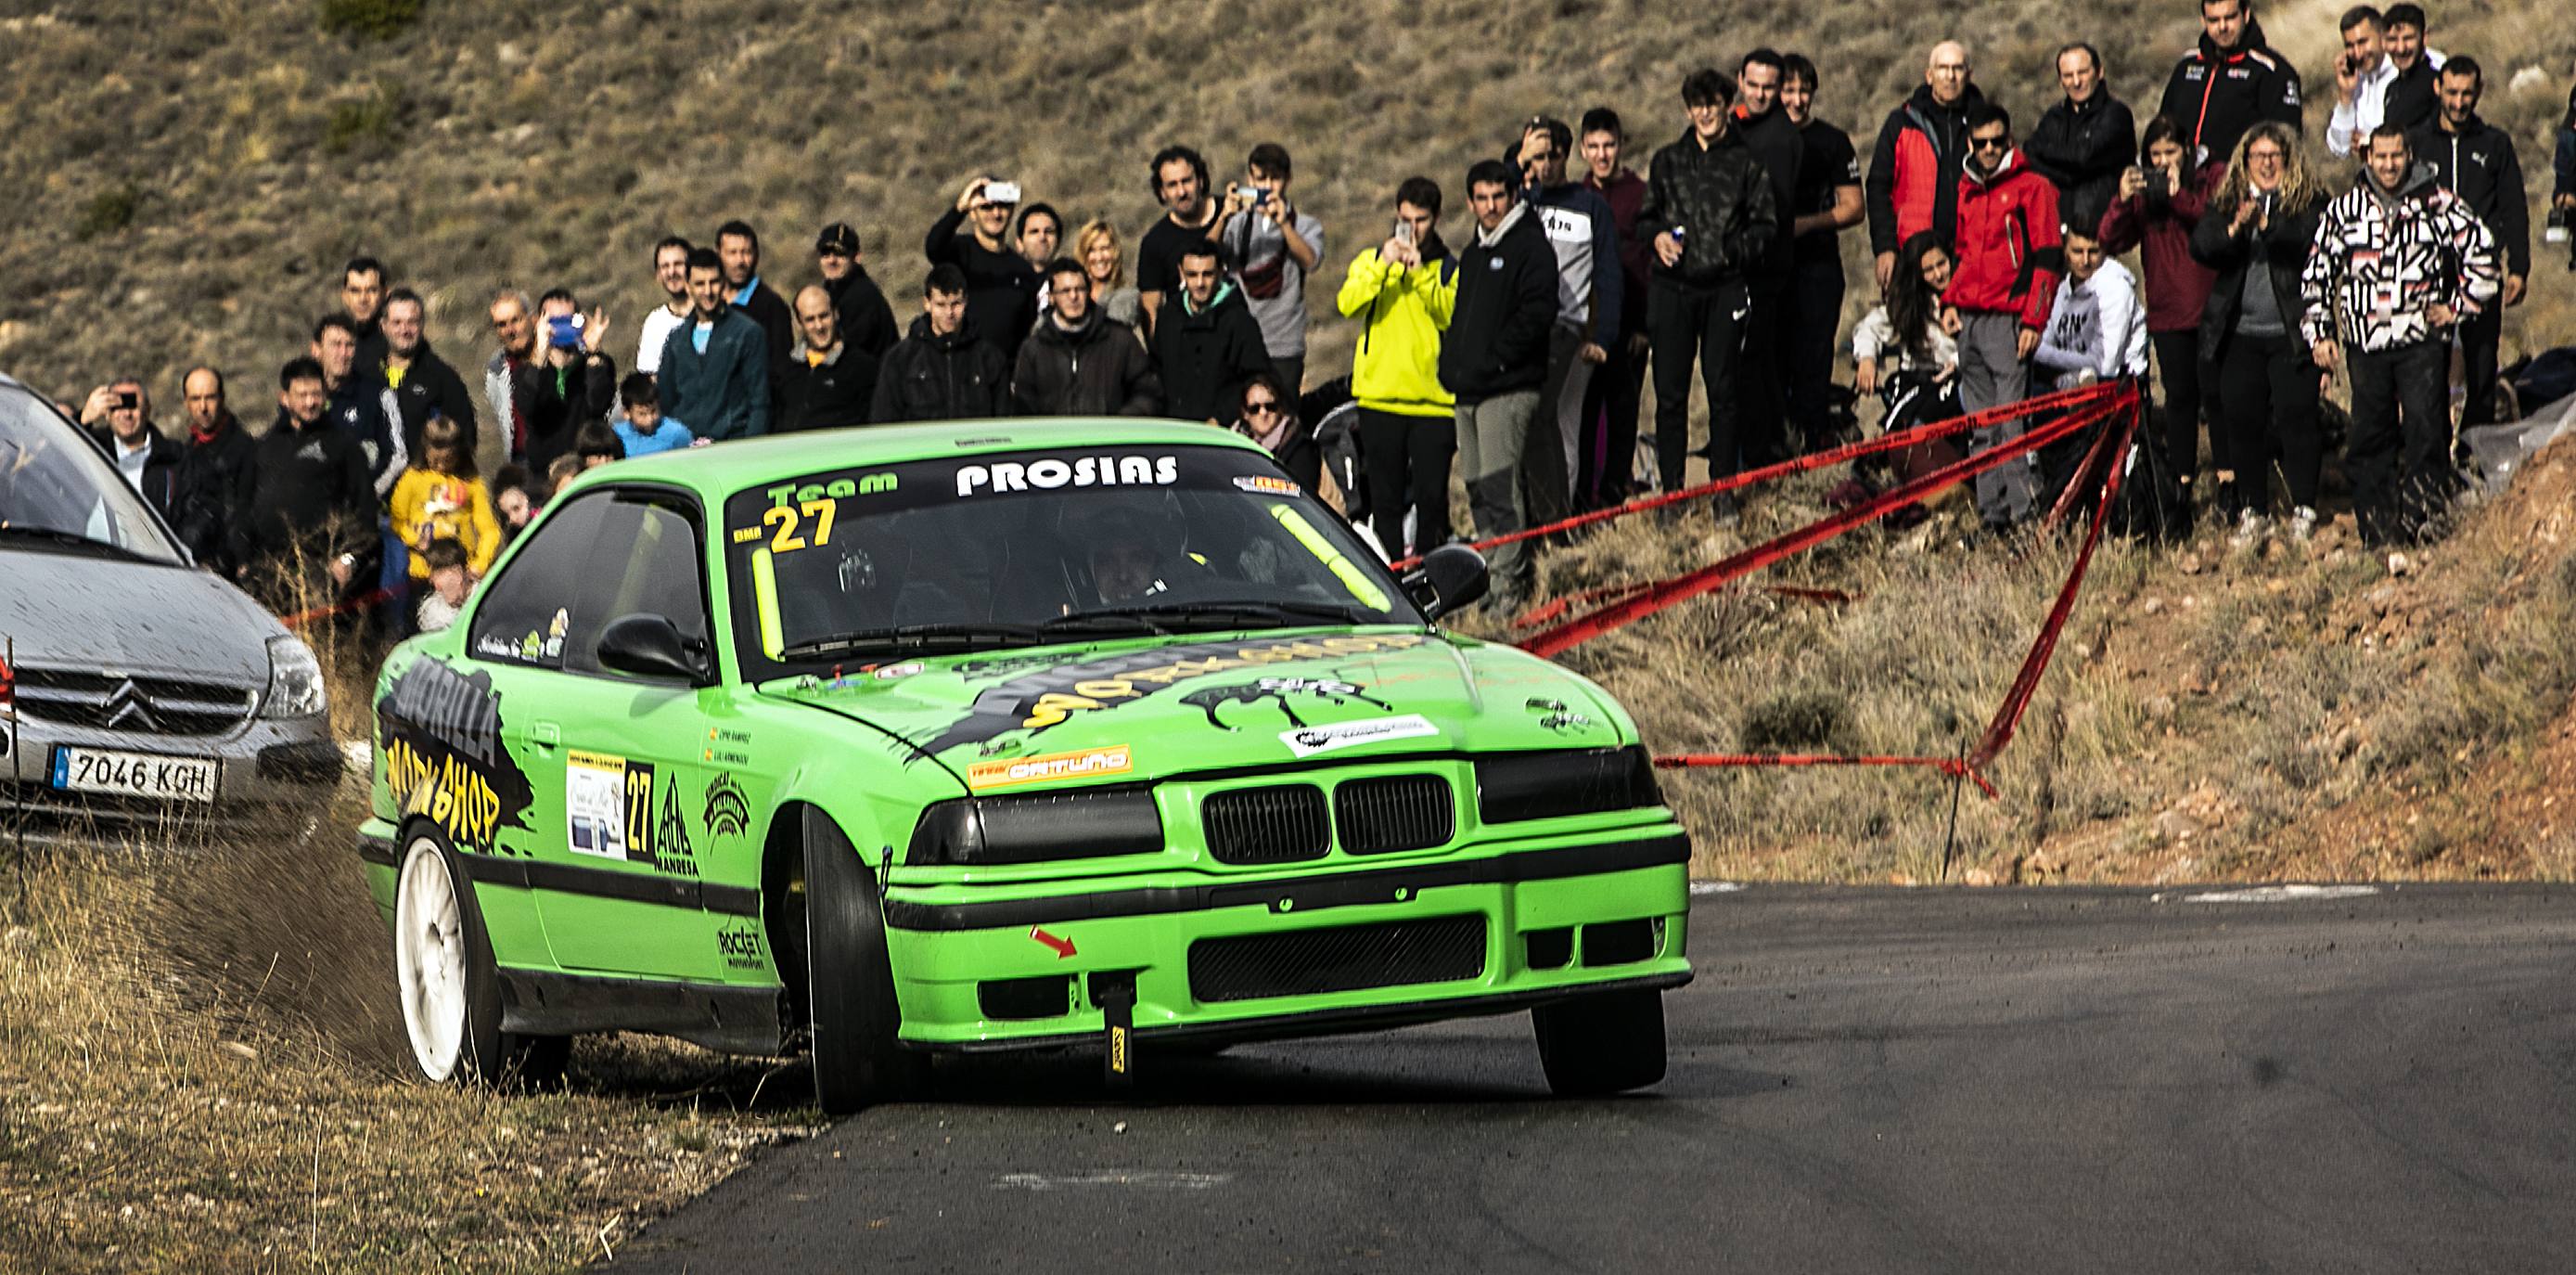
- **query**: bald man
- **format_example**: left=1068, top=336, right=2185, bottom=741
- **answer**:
left=173, top=367, right=259, bottom=573
left=777, top=284, right=876, bottom=431
left=1865, top=38, right=1987, bottom=290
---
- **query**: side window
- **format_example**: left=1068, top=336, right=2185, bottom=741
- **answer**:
left=565, top=499, right=710, bottom=676
left=468, top=495, right=615, bottom=669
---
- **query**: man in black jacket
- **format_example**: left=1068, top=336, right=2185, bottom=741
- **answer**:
left=1015, top=258, right=1160, bottom=417
left=341, top=256, right=391, bottom=370
left=1151, top=245, right=1274, bottom=424
left=872, top=265, right=1011, bottom=423
left=779, top=285, right=878, bottom=431
left=2027, top=42, right=2138, bottom=229
left=1440, top=159, right=1560, bottom=607
left=2410, top=57, right=2530, bottom=434
left=378, top=287, right=479, bottom=460
left=313, top=314, right=405, bottom=500
left=925, top=177, right=1044, bottom=364
left=1733, top=49, right=1805, bottom=466
left=2157, top=0, right=2304, bottom=167
left=173, top=367, right=257, bottom=574
left=1636, top=69, right=1780, bottom=509
left=235, top=357, right=378, bottom=603
left=77, top=379, right=178, bottom=518
left=2381, top=4, right=2441, bottom=134
left=816, top=221, right=900, bottom=367
left=718, top=220, right=797, bottom=408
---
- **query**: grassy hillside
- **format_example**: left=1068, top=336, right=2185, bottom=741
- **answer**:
left=3, top=0, right=2568, bottom=403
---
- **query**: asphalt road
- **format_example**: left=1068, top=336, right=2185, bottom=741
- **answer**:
left=616, top=883, right=2576, bottom=1273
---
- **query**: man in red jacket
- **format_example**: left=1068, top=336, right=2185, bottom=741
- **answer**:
left=1946, top=102, right=2063, bottom=530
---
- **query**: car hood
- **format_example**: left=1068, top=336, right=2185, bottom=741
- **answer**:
left=758, top=627, right=1634, bottom=789
left=0, top=553, right=279, bottom=683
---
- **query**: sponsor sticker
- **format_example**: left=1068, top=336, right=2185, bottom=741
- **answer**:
left=1232, top=474, right=1301, bottom=496
left=955, top=454, right=1177, bottom=497
left=1278, top=715, right=1439, bottom=758
left=967, top=744, right=1134, bottom=790
left=565, top=750, right=630, bottom=859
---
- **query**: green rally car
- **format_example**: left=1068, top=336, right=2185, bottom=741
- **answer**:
left=355, top=420, right=1689, bottom=1112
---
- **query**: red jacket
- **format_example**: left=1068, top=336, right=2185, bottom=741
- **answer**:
left=2095, top=160, right=2226, bottom=333
left=1943, top=148, right=2060, bottom=330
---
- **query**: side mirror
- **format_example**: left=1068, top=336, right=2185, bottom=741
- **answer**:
left=1401, top=543, right=1490, bottom=621
left=596, top=613, right=708, bottom=683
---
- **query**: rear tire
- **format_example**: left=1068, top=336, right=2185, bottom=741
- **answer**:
left=804, top=813, right=928, bottom=1114
left=1532, top=989, right=1667, bottom=1096
left=392, top=832, right=551, bottom=1087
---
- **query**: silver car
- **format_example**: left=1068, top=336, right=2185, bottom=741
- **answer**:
left=1, top=374, right=341, bottom=843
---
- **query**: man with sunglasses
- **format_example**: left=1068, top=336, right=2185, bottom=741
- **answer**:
left=1946, top=103, right=2064, bottom=532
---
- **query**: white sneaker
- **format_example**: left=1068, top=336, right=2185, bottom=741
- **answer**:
left=2231, top=508, right=2266, bottom=546
left=2288, top=507, right=2318, bottom=542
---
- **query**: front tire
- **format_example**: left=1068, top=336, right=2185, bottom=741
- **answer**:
left=804, top=813, right=928, bottom=1114
left=1532, top=989, right=1667, bottom=1096
left=392, top=833, right=557, bottom=1087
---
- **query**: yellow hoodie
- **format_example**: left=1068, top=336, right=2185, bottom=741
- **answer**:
left=389, top=468, right=502, bottom=578
left=1334, top=246, right=1457, bottom=419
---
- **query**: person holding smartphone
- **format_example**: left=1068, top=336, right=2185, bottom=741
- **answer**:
left=1214, top=143, right=1326, bottom=394
left=1335, top=176, right=1459, bottom=560
left=79, top=379, right=178, bottom=515
left=2100, top=114, right=2226, bottom=527
left=2326, top=6, right=2399, bottom=159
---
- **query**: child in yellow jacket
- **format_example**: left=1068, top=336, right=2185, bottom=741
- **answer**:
left=389, top=416, right=502, bottom=581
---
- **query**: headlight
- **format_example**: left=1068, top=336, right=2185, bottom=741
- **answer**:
left=907, top=788, right=1165, bottom=866
left=1476, top=746, right=1661, bottom=824
left=261, top=634, right=328, bottom=719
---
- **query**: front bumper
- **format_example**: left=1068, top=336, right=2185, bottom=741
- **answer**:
left=0, top=711, right=347, bottom=844
left=880, top=829, right=1692, bottom=1050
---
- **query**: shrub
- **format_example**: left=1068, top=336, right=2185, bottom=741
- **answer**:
left=323, top=84, right=405, bottom=157
left=316, top=0, right=421, bottom=41
left=72, top=183, right=141, bottom=241
left=1738, top=689, right=1852, bottom=753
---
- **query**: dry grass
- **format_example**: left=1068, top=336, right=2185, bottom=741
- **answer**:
left=0, top=652, right=811, bottom=1273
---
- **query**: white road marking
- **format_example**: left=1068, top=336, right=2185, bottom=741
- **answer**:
left=2173, top=884, right=2381, bottom=904
left=1689, top=882, right=1746, bottom=895
left=993, top=1171, right=1230, bottom=1191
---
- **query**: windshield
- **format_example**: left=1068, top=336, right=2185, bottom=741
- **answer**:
left=722, top=444, right=1423, bottom=677
left=0, top=385, right=182, bottom=565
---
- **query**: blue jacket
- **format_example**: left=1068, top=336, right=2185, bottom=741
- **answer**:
left=657, top=309, right=772, bottom=441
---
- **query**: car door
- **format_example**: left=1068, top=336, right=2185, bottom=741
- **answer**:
left=465, top=486, right=721, bottom=980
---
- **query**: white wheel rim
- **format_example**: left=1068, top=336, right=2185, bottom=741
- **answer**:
left=393, top=840, right=468, bottom=1082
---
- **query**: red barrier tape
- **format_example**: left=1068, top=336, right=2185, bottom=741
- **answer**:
left=1518, top=390, right=2129, bottom=658
left=1639, top=385, right=2145, bottom=799
left=278, top=586, right=394, bottom=629
left=1389, top=380, right=2125, bottom=571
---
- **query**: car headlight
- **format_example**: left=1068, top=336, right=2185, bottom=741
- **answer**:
left=907, top=788, right=1165, bottom=866
left=1476, top=746, right=1662, bottom=824
left=261, top=634, right=328, bottom=719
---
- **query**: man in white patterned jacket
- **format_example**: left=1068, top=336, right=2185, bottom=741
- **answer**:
left=2301, top=122, right=2498, bottom=547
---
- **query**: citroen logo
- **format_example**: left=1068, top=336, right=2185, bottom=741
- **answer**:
left=101, top=679, right=160, bottom=732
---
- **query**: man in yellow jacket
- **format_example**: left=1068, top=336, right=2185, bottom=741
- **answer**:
left=1335, top=175, right=1459, bottom=561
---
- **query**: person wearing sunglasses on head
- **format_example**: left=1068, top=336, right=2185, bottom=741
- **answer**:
left=1945, top=102, right=2064, bottom=534
left=1230, top=370, right=1321, bottom=494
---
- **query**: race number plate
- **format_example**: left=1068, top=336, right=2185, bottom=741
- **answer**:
left=50, top=747, right=219, bottom=805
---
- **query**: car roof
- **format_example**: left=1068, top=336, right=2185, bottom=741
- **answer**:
left=578, top=418, right=1268, bottom=500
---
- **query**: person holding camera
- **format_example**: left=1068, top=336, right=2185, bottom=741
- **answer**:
left=1213, top=144, right=1326, bottom=395
left=2408, top=58, right=2528, bottom=438
left=78, top=379, right=178, bottom=516
left=527, top=288, right=620, bottom=474
left=1337, top=175, right=1459, bottom=560
left=657, top=248, right=773, bottom=442
left=2100, top=115, right=2226, bottom=522
left=925, top=176, right=1043, bottom=365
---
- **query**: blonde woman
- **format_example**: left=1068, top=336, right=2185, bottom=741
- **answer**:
left=1075, top=220, right=1146, bottom=332
left=2188, top=121, right=2328, bottom=542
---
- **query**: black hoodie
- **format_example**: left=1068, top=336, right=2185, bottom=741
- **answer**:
left=870, top=315, right=1011, bottom=423
left=235, top=409, right=378, bottom=575
left=2157, top=18, right=2304, bottom=168
left=2408, top=113, right=2531, bottom=278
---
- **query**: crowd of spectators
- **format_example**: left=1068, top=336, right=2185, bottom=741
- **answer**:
left=64, top=0, right=2575, bottom=631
